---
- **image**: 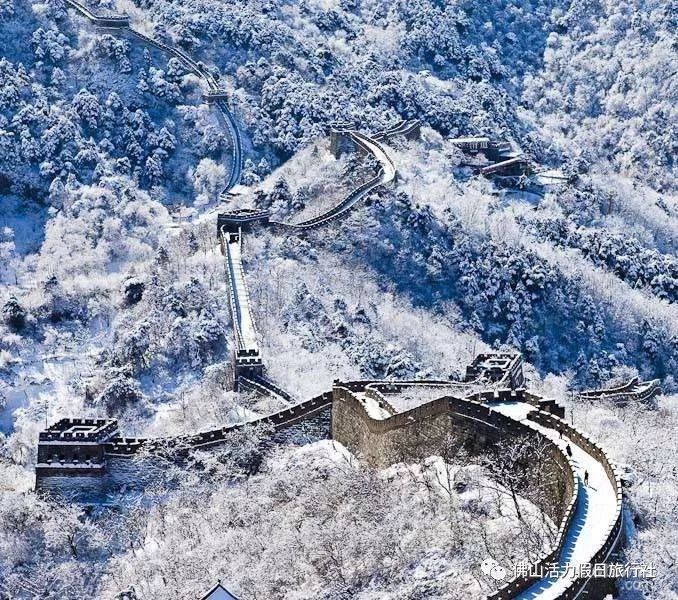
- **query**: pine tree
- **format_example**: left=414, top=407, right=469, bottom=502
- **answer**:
left=2, top=296, right=25, bottom=331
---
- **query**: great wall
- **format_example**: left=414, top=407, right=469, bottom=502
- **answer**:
left=33, top=3, right=664, bottom=598
left=578, top=377, right=661, bottom=405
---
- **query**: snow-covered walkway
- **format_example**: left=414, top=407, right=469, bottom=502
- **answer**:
left=351, top=131, right=397, bottom=183
left=224, top=237, right=258, bottom=352
left=353, top=392, right=392, bottom=420
left=491, top=401, right=618, bottom=599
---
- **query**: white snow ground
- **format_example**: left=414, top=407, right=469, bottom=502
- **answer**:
left=354, top=392, right=392, bottom=419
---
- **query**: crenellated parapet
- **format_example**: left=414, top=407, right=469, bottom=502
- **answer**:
left=35, top=393, right=333, bottom=498
left=93, top=15, right=130, bottom=28
left=63, top=0, right=130, bottom=27
left=464, top=352, right=524, bottom=388
left=464, top=387, right=565, bottom=418
left=448, top=136, right=533, bottom=177
left=449, top=137, right=514, bottom=160
left=36, top=418, right=119, bottom=481
left=450, top=136, right=491, bottom=152
left=217, top=210, right=270, bottom=235
left=479, top=156, right=531, bottom=177
left=217, top=227, right=264, bottom=383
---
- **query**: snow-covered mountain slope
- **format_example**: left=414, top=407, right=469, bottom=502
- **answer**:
left=0, top=0, right=676, bottom=598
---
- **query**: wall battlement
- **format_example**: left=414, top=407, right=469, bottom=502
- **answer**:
left=331, top=381, right=621, bottom=600
left=373, top=119, right=422, bottom=142
left=217, top=210, right=270, bottom=235
left=92, top=16, right=130, bottom=28
left=38, top=418, right=119, bottom=442
left=449, top=137, right=513, bottom=160
left=479, top=157, right=531, bottom=177
left=464, top=352, right=524, bottom=388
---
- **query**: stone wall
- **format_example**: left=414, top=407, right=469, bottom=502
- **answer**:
left=217, top=211, right=270, bottom=235
left=332, top=388, right=460, bottom=466
left=331, top=382, right=587, bottom=600
left=331, top=384, right=575, bottom=527
left=36, top=474, right=107, bottom=502
left=271, top=405, right=331, bottom=445
left=329, top=130, right=357, bottom=158
left=331, top=383, right=601, bottom=600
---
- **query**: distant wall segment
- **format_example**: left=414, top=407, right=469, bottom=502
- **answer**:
left=61, top=0, right=242, bottom=192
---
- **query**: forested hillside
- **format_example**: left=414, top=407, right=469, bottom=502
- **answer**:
left=0, top=0, right=676, bottom=597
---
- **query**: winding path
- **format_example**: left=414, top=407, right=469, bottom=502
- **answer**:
left=492, top=402, right=618, bottom=599
left=46, top=6, right=624, bottom=598
left=579, top=377, right=661, bottom=404
left=269, top=129, right=397, bottom=230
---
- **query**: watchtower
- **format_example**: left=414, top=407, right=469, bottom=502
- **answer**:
left=464, top=353, right=524, bottom=388
left=35, top=418, right=119, bottom=484
left=450, top=137, right=490, bottom=153
left=487, top=140, right=513, bottom=161
left=202, top=90, right=230, bottom=104
left=92, top=15, right=130, bottom=28
left=217, top=209, right=270, bottom=236
left=234, top=348, right=264, bottom=381
left=329, top=127, right=357, bottom=159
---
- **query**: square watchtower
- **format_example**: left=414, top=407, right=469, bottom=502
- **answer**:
left=464, top=353, right=524, bottom=388
left=36, top=418, right=119, bottom=483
